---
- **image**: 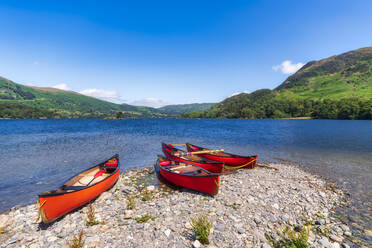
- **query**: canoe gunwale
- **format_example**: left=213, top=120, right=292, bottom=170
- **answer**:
left=186, top=143, right=257, bottom=159
left=162, top=143, right=223, bottom=166
left=38, top=154, right=120, bottom=197
left=156, top=155, right=221, bottom=178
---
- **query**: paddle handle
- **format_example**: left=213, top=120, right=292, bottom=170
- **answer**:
left=174, top=149, right=224, bottom=156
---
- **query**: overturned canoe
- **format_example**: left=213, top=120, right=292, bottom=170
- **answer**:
left=37, top=155, right=120, bottom=223
left=154, top=155, right=220, bottom=195
left=186, top=143, right=257, bottom=169
left=162, top=143, right=224, bottom=173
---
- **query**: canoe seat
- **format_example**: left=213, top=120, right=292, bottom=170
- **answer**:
left=63, top=185, right=87, bottom=191
left=181, top=170, right=202, bottom=176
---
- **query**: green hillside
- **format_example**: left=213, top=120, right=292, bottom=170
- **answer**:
left=158, top=103, right=215, bottom=116
left=0, top=76, right=166, bottom=118
left=184, top=47, right=372, bottom=120
left=276, top=47, right=372, bottom=100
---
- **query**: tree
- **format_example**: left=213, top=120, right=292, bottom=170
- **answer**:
left=116, top=111, right=124, bottom=119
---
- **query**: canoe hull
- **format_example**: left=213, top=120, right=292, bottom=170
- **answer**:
left=38, top=156, right=120, bottom=223
left=155, top=157, right=219, bottom=195
left=186, top=143, right=257, bottom=169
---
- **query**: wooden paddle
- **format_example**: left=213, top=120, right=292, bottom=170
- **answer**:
left=173, top=149, right=224, bottom=156
left=86, top=170, right=105, bottom=186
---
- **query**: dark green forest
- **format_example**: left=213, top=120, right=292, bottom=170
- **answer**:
left=183, top=97, right=372, bottom=120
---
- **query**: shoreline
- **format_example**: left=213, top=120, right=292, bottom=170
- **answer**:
left=0, top=163, right=365, bottom=247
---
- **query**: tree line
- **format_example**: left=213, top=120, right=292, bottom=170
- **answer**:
left=182, top=98, right=372, bottom=120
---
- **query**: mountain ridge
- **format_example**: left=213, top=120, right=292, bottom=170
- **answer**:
left=184, top=46, right=372, bottom=120
left=0, top=76, right=214, bottom=118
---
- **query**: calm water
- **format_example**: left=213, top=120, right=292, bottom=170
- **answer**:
left=0, top=119, right=371, bottom=237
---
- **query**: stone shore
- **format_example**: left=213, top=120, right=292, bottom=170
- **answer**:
left=0, top=163, right=363, bottom=247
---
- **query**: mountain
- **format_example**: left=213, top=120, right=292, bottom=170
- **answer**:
left=0, top=77, right=166, bottom=118
left=276, top=47, right=372, bottom=99
left=0, top=76, right=215, bottom=118
left=184, top=47, right=372, bottom=120
left=158, top=103, right=215, bottom=116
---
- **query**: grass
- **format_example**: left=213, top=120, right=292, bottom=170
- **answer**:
left=135, top=214, right=156, bottom=223
left=126, top=196, right=135, bottom=210
left=86, top=203, right=101, bottom=226
left=141, top=189, right=153, bottom=201
left=267, top=225, right=310, bottom=248
left=66, top=230, right=85, bottom=248
left=191, top=215, right=212, bottom=245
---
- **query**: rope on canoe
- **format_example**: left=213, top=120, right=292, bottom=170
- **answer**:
left=256, top=163, right=279, bottom=171
left=214, top=177, right=221, bottom=187
left=36, top=199, right=47, bottom=222
left=224, top=158, right=257, bottom=170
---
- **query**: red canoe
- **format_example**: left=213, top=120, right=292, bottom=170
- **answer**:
left=162, top=143, right=224, bottom=173
left=186, top=143, right=257, bottom=169
left=37, top=155, right=120, bottom=223
left=154, top=156, right=220, bottom=195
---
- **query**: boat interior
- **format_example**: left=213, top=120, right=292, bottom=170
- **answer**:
left=162, top=160, right=209, bottom=176
left=54, top=166, right=112, bottom=193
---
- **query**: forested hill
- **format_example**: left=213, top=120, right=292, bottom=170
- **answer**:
left=0, top=76, right=216, bottom=119
left=184, top=47, right=372, bottom=120
left=0, top=76, right=169, bottom=118
left=158, top=103, right=215, bottom=116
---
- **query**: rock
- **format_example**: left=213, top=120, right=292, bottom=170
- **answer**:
left=185, top=222, right=192, bottom=229
left=237, top=227, right=246, bottom=234
left=98, top=192, right=112, bottom=201
left=101, top=225, right=109, bottom=231
left=124, top=210, right=133, bottom=219
left=340, top=224, right=349, bottom=232
left=0, top=214, right=12, bottom=228
left=272, top=203, right=279, bottom=210
left=329, top=234, right=343, bottom=243
left=315, top=219, right=326, bottom=225
left=86, top=236, right=100, bottom=248
left=341, top=243, right=350, bottom=248
left=318, top=236, right=332, bottom=248
left=192, top=240, right=201, bottom=248
left=164, top=229, right=171, bottom=237
left=364, top=229, right=372, bottom=237
left=47, top=236, right=58, bottom=242
left=261, top=243, right=271, bottom=248
left=146, top=185, right=155, bottom=191
left=247, top=196, right=255, bottom=204
left=215, top=224, right=225, bottom=232
left=331, top=242, right=340, bottom=248
left=343, top=231, right=351, bottom=237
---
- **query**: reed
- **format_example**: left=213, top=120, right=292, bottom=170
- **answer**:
left=191, top=215, right=212, bottom=245
left=66, top=230, right=85, bottom=248
left=86, top=203, right=101, bottom=226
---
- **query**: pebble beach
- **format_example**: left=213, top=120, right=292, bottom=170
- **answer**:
left=0, top=163, right=366, bottom=248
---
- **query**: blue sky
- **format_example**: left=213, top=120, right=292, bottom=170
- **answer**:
left=0, top=1, right=371, bottom=107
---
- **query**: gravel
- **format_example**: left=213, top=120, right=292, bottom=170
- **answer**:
left=0, top=163, right=361, bottom=247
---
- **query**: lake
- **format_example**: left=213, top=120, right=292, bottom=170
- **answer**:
left=0, top=119, right=371, bottom=236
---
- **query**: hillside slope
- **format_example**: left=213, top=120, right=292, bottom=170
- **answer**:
left=0, top=77, right=165, bottom=118
left=158, top=103, right=215, bottom=116
left=185, top=47, right=372, bottom=120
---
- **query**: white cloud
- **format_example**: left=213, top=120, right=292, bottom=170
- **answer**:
left=79, top=88, right=124, bottom=103
left=229, top=90, right=249, bottom=97
left=273, top=60, right=304, bottom=74
left=52, top=83, right=70, bottom=91
left=33, top=61, right=39, bottom=65
left=131, top=98, right=170, bottom=108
